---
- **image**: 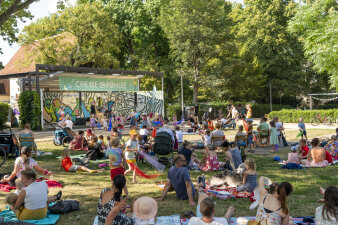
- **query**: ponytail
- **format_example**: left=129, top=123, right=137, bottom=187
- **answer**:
left=113, top=189, right=123, bottom=202
left=112, top=174, right=126, bottom=202
left=277, top=182, right=293, bottom=215
left=20, top=146, right=31, bottom=165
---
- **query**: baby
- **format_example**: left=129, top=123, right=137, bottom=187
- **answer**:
left=6, top=193, right=18, bottom=207
left=14, top=178, right=23, bottom=195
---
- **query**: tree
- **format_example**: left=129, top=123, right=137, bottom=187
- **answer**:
left=18, top=2, right=122, bottom=68
left=0, top=0, right=38, bottom=50
left=288, top=0, right=338, bottom=88
left=160, top=0, right=236, bottom=104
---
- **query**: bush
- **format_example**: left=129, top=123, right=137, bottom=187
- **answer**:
left=167, top=104, right=183, bottom=119
left=268, top=109, right=338, bottom=123
left=18, top=91, right=41, bottom=130
left=0, top=102, right=9, bottom=130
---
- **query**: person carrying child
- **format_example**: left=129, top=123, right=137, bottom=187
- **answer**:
left=237, top=159, right=257, bottom=192
left=61, top=149, right=97, bottom=173
left=298, top=117, right=307, bottom=141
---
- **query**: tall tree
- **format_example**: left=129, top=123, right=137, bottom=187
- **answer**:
left=160, top=0, right=236, bottom=104
left=288, top=0, right=338, bottom=88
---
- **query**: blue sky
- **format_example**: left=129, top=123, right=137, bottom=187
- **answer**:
left=0, top=0, right=244, bottom=66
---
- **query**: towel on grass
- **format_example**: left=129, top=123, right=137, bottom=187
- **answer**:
left=205, top=186, right=252, bottom=200
left=0, top=208, right=60, bottom=225
left=280, top=163, right=303, bottom=169
left=0, top=179, right=62, bottom=192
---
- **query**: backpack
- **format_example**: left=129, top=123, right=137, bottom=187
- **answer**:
left=86, top=150, right=97, bottom=160
left=48, top=200, right=80, bottom=214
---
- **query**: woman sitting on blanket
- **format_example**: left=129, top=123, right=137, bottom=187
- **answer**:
left=61, top=149, right=97, bottom=173
left=199, top=145, right=221, bottom=172
left=256, top=176, right=293, bottom=225
left=70, top=130, right=88, bottom=151
left=307, top=138, right=328, bottom=167
left=1, top=147, right=52, bottom=186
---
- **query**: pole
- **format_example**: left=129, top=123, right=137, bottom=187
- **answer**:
left=40, top=89, right=44, bottom=129
left=28, top=73, right=32, bottom=91
left=181, top=73, right=184, bottom=118
left=310, top=96, right=313, bottom=110
left=36, top=65, right=40, bottom=130
left=161, top=76, right=164, bottom=116
left=269, top=82, right=272, bottom=112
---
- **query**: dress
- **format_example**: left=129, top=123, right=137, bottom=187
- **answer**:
left=97, top=188, right=134, bottom=225
left=315, top=205, right=337, bottom=225
left=256, top=195, right=282, bottom=225
left=70, top=135, right=84, bottom=150
left=269, top=127, right=279, bottom=145
left=237, top=174, right=257, bottom=192
left=200, top=152, right=220, bottom=172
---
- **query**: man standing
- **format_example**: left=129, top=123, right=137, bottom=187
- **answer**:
left=158, top=154, right=196, bottom=206
left=90, top=101, right=96, bottom=116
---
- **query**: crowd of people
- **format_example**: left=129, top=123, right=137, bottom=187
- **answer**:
left=0, top=103, right=337, bottom=225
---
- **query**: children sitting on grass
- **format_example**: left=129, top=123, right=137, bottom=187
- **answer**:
left=98, top=135, right=106, bottom=149
left=298, top=139, right=310, bottom=164
left=285, top=146, right=300, bottom=164
left=199, top=145, right=220, bottom=172
left=237, top=159, right=257, bottom=192
left=61, top=149, right=97, bottom=173
left=200, top=129, right=211, bottom=147
left=324, top=135, right=338, bottom=160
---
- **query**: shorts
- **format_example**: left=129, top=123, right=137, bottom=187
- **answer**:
left=247, top=135, right=253, bottom=144
left=300, top=130, right=307, bottom=136
left=110, top=167, right=125, bottom=180
left=69, top=165, right=80, bottom=172
left=127, top=159, right=136, bottom=164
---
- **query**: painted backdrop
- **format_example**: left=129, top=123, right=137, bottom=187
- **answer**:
left=43, top=91, right=163, bottom=122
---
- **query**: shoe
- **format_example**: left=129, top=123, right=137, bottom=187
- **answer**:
left=54, top=191, right=62, bottom=201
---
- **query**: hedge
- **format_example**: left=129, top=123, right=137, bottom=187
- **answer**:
left=0, top=102, right=9, bottom=130
left=167, top=102, right=293, bottom=119
left=268, top=109, right=338, bottom=123
left=18, top=91, right=41, bottom=130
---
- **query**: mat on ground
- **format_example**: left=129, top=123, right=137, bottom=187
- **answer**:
left=0, top=208, right=60, bottom=225
left=0, top=179, right=62, bottom=192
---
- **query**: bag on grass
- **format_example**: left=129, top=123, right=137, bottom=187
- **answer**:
left=48, top=200, right=80, bottom=214
left=247, top=219, right=266, bottom=225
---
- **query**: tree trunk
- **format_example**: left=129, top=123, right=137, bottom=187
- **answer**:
left=193, top=83, right=198, bottom=105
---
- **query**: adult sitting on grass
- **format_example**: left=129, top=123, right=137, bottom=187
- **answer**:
left=188, top=193, right=235, bottom=225
left=256, top=176, right=293, bottom=225
left=70, top=130, right=88, bottom=151
left=307, top=138, right=328, bottom=167
left=61, top=149, right=97, bottom=173
left=87, top=137, right=105, bottom=160
left=315, top=186, right=338, bottom=225
left=1, top=147, right=52, bottom=186
left=10, top=169, right=49, bottom=220
left=97, top=174, right=134, bottom=225
left=158, top=154, right=196, bottom=206
left=222, top=141, right=242, bottom=171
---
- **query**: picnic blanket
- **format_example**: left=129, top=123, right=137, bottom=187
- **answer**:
left=0, top=179, right=62, bottom=192
left=0, top=207, right=60, bottom=225
left=181, top=217, right=316, bottom=225
left=278, top=160, right=338, bottom=168
left=280, top=163, right=303, bottom=169
left=56, top=154, right=109, bottom=164
left=205, top=185, right=252, bottom=200
left=93, top=215, right=181, bottom=225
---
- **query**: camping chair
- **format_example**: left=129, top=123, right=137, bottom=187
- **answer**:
left=234, top=134, right=247, bottom=150
left=19, top=134, right=37, bottom=156
left=258, top=129, right=269, bottom=147
left=211, top=135, right=225, bottom=148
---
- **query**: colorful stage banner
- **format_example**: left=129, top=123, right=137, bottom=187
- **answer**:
left=59, top=76, right=138, bottom=92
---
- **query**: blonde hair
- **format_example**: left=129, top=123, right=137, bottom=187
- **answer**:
left=6, top=193, right=18, bottom=206
left=61, top=148, right=71, bottom=159
left=244, top=158, right=256, bottom=171
left=23, top=124, right=30, bottom=130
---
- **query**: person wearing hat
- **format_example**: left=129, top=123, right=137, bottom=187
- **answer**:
left=124, top=130, right=139, bottom=183
left=132, top=197, right=158, bottom=224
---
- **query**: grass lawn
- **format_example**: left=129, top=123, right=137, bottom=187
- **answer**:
left=0, top=134, right=337, bottom=225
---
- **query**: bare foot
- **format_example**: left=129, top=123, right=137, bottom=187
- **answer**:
left=320, top=187, right=325, bottom=196
left=224, top=205, right=235, bottom=221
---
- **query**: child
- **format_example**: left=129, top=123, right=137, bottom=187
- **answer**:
left=237, top=159, right=257, bottom=192
left=6, top=193, right=18, bottom=208
left=201, top=130, right=211, bottom=147
left=85, top=129, right=96, bottom=142
left=199, top=145, right=220, bottom=172
left=106, top=135, right=111, bottom=148
left=90, top=114, right=97, bottom=131
left=298, top=139, right=309, bottom=162
left=107, top=137, right=128, bottom=198
left=98, top=135, right=106, bottom=149
left=172, top=114, right=178, bottom=127
left=298, top=117, right=307, bottom=141
left=285, top=146, right=300, bottom=164
left=175, top=126, right=184, bottom=148
left=61, top=149, right=96, bottom=173
left=246, top=119, right=254, bottom=153
left=207, top=118, right=214, bottom=131
left=269, top=120, right=279, bottom=153
left=14, top=178, right=23, bottom=195
left=117, top=124, right=123, bottom=139
left=139, top=125, right=149, bottom=143
left=124, top=130, right=140, bottom=183
left=103, top=116, right=108, bottom=131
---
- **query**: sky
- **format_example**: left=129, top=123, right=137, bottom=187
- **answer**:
left=0, top=0, right=244, bottom=66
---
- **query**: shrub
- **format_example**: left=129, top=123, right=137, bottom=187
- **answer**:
left=18, top=91, right=41, bottom=130
left=268, top=109, right=338, bottom=123
left=0, top=102, right=10, bottom=130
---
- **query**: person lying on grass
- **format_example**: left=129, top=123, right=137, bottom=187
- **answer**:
left=61, top=148, right=97, bottom=173
left=188, top=193, right=235, bottom=225
left=157, top=154, right=196, bottom=206
left=1, top=146, right=52, bottom=186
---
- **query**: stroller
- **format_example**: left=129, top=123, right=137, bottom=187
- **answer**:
left=0, top=128, right=19, bottom=167
left=221, top=119, right=236, bottom=130
left=44, top=119, right=75, bottom=147
left=152, top=131, right=174, bottom=166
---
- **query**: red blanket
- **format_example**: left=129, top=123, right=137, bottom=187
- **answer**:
left=205, top=185, right=253, bottom=200
left=0, top=179, right=63, bottom=192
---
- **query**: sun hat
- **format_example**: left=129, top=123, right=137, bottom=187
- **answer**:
left=133, top=197, right=158, bottom=220
left=291, top=146, right=297, bottom=151
left=129, top=129, right=138, bottom=136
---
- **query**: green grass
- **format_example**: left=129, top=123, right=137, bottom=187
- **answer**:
left=0, top=136, right=337, bottom=225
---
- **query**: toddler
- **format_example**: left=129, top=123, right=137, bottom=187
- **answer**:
left=103, top=116, right=108, bottom=131
left=172, top=114, right=178, bottom=127
left=201, top=130, right=211, bottom=147
left=285, top=147, right=300, bottom=164
left=14, top=178, right=23, bottom=195
left=106, top=136, right=111, bottom=148
left=298, top=139, right=309, bottom=161
left=237, top=159, right=257, bottom=192
left=98, top=135, right=106, bottom=149
left=90, top=114, right=97, bottom=131
left=61, top=149, right=96, bottom=173
left=139, top=125, right=149, bottom=143
left=298, top=117, right=307, bottom=141
left=6, top=193, right=18, bottom=207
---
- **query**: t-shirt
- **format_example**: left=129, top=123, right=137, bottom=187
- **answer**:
left=276, top=122, right=283, bottom=136
left=168, top=166, right=195, bottom=200
left=246, top=109, right=252, bottom=119
left=188, top=217, right=228, bottom=225
left=125, top=140, right=139, bottom=160
left=211, top=129, right=225, bottom=146
left=325, top=150, right=333, bottom=163
left=133, top=213, right=155, bottom=225
left=204, top=135, right=211, bottom=146
left=89, top=143, right=104, bottom=158
left=176, top=130, right=183, bottom=143
left=178, top=148, right=193, bottom=164
left=298, top=123, right=306, bottom=130
left=257, top=122, right=269, bottom=131
left=301, top=145, right=310, bottom=157
left=139, top=129, right=149, bottom=136
left=107, top=148, right=123, bottom=167
left=64, top=120, right=73, bottom=130
left=23, top=181, right=48, bottom=210
left=62, top=157, right=73, bottom=172
left=14, top=157, right=37, bottom=178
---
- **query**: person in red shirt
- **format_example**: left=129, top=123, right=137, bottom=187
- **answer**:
left=298, top=139, right=309, bottom=157
left=61, top=149, right=97, bottom=173
left=325, top=150, right=333, bottom=164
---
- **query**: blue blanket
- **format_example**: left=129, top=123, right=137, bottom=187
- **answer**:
left=0, top=208, right=59, bottom=225
left=280, top=163, right=303, bottom=169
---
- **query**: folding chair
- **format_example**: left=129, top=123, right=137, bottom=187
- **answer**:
left=19, top=134, right=37, bottom=155
left=258, top=129, right=269, bottom=147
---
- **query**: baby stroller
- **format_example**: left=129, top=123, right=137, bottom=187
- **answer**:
left=0, top=128, right=19, bottom=167
left=222, top=119, right=236, bottom=130
left=44, top=120, right=75, bottom=147
left=152, top=131, right=174, bottom=166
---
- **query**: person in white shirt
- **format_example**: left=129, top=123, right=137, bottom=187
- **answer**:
left=64, top=116, right=73, bottom=130
left=139, top=125, right=149, bottom=143
left=188, top=193, right=234, bottom=225
left=175, top=126, right=184, bottom=148
left=274, top=116, right=284, bottom=145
